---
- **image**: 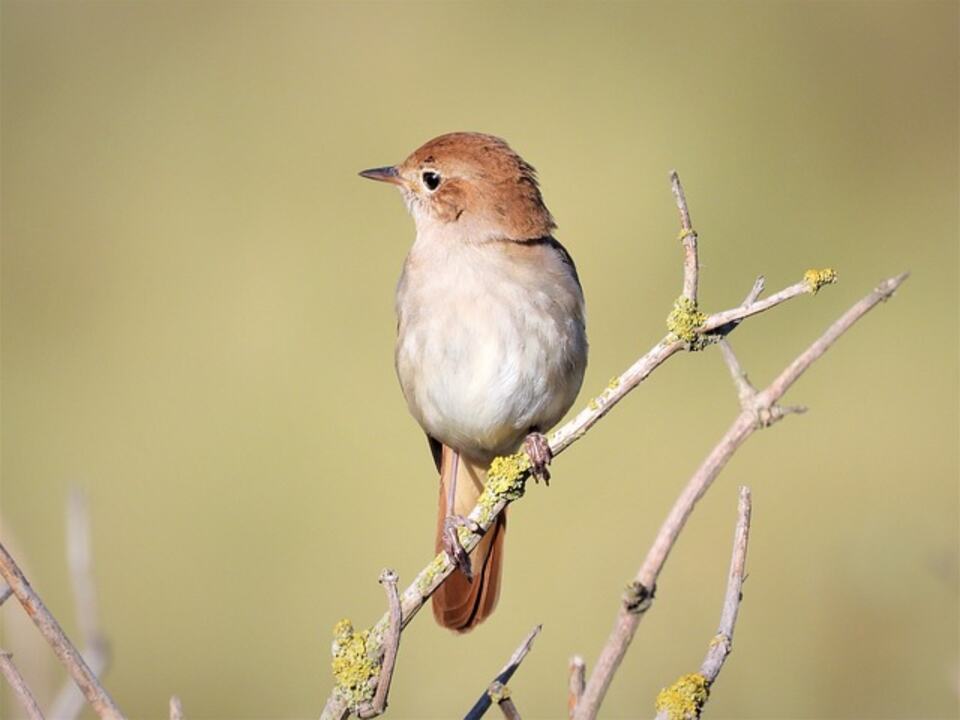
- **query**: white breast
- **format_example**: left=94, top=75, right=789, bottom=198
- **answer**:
left=395, top=233, right=587, bottom=463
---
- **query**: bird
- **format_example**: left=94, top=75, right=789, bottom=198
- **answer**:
left=359, top=132, right=587, bottom=632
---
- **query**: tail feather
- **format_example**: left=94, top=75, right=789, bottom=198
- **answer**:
left=432, top=444, right=505, bottom=632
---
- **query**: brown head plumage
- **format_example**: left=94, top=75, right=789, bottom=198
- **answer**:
left=360, top=132, right=555, bottom=242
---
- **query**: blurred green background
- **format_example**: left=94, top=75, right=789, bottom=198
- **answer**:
left=1, top=1, right=957, bottom=718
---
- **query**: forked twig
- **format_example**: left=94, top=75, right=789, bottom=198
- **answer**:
left=573, top=272, right=907, bottom=719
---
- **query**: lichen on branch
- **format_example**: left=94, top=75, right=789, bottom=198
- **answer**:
left=803, top=267, right=838, bottom=294
left=331, top=619, right=379, bottom=707
left=666, top=296, right=707, bottom=346
left=654, top=672, right=709, bottom=720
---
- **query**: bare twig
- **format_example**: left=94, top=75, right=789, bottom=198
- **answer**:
left=567, top=656, right=585, bottom=719
left=653, top=486, right=752, bottom=720
left=0, top=583, right=11, bottom=606
left=464, top=625, right=542, bottom=720
left=701, top=279, right=815, bottom=334
left=0, top=650, right=45, bottom=720
left=169, top=695, right=185, bottom=720
left=49, top=488, right=111, bottom=720
left=0, top=541, right=125, bottom=720
left=357, top=570, right=401, bottom=719
left=573, top=272, right=908, bottom=719
left=701, top=486, right=752, bottom=684
left=719, top=340, right=756, bottom=405
left=670, top=170, right=699, bottom=305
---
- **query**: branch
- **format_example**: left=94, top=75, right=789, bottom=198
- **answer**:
left=0, top=540, right=125, bottom=720
left=356, top=570, right=401, bottom=719
left=573, top=271, right=908, bottom=719
left=49, top=488, right=111, bottom=720
left=653, top=486, right=752, bottom=720
left=464, top=624, right=541, bottom=720
left=670, top=169, right=699, bottom=305
left=567, top=656, right=585, bottom=719
left=0, top=650, right=45, bottom=720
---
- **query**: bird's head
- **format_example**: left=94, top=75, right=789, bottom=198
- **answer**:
left=360, top=132, right=555, bottom=243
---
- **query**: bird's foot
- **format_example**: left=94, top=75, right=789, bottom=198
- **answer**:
left=442, top=514, right=481, bottom=581
left=523, top=432, right=553, bottom=485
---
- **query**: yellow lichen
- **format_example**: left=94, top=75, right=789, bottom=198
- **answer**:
left=666, top=296, right=706, bottom=344
left=330, top=619, right=377, bottom=706
left=655, top=673, right=709, bottom=720
left=417, top=554, right=449, bottom=595
left=485, top=451, right=531, bottom=500
left=607, top=376, right=621, bottom=391
left=475, top=451, right=531, bottom=525
left=803, top=267, right=838, bottom=294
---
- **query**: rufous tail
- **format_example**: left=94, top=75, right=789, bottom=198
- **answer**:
left=432, top=444, right=505, bottom=632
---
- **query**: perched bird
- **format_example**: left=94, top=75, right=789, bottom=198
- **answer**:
left=360, top=132, right=587, bottom=631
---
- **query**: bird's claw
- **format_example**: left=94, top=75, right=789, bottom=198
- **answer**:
left=442, top=514, right=480, bottom=581
left=523, top=432, right=553, bottom=485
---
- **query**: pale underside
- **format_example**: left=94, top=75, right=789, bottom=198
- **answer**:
left=395, top=227, right=587, bottom=465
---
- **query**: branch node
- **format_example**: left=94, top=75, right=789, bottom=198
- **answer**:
left=622, top=581, right=655, bottom=615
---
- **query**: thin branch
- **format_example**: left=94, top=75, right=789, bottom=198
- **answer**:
left=49, top=488, right=111, bottom=720
left=0, top=583, right=11, bottom=606
left=718, top=340, right=756, bottom=405
left=574, top=272, right=908, bottom=719
left=670, top=170, right=699, bottom=305
left=464, top=624, right=542, bottom=720
left=701, top=279, right=813, bottom=334
left=701, top=486, right=752, bottom=684
left=0, top=541, right=125, bottom=720
left=653, top=486, right=752, bottom=720
left=758, top=273, right=908, bottom=406
left=357, top=570, right=401, bottom=719
left=0, top=650, right=45, bottom=720
left=169, top=696, right=185, bottom=720
left=567, top=656, right=585, bottom=719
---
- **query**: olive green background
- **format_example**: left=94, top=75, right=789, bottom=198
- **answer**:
left=2, top=1, right=957, bottom=718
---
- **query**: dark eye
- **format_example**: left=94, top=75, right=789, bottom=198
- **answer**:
left=421, top=171, right=441, bottom=191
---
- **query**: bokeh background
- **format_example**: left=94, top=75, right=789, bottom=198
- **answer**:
left=2, top=1, right=957, bottom=718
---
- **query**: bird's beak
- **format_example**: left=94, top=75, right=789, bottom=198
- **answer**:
left=358, top=165, right=402, bottom=186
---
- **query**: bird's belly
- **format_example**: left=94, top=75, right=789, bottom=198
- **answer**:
left=397, top=294, right=581, bottom=463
